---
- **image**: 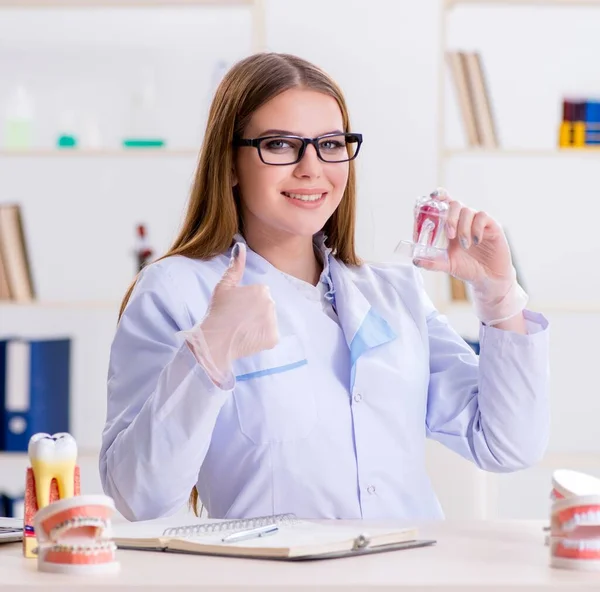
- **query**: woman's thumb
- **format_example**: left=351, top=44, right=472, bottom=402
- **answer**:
left=413, top=255, right=450, bottom=274
left=218, top=243, right=247, bottom=290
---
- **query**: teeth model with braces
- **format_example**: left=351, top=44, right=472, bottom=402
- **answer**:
left=24, top=433, right=81, bottom=558
left=33, top=494, right=120, bottom=574
left=549, top=469, right=600, bottom=571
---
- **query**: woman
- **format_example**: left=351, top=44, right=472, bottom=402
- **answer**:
left=100, top=52, right=549, bottom=523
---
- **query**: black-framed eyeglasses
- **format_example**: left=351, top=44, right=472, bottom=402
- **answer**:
left=234, top=132, right=363, bottom=166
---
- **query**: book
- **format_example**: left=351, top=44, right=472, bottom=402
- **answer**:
left=463, top=51, right=498, bottom=149
left=112, top=513, right=433, bottom=561
left=0, top=204, right=35, bottom=302
left=449, top=276, right=468, bottom=302
left=446, top=51, right=480, bottom=147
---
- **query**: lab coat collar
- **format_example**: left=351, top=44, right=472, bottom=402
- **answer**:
left=327, top=257, right=397, bottom=359
left=231, top=233, right=398, bottom=388
left=231, top=231, right=332, bottom=286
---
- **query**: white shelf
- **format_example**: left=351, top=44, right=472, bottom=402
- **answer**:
left=0, top=149, right=199, bottom=158
left=0, top=0, right=266, bottom=52
left=444, top=148, right=600, bottom=157
left=446, top=0, right=600, bottom=7
left=0, top=300, right=119, bottom=309
left=0, top=0, right=255, bottom=7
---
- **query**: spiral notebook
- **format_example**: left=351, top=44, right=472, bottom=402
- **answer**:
left=112, top=513, right=434, bottom=561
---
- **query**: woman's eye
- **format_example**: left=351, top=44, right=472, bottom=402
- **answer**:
left=320, top=140, right=344, bottom=151
left=264, top=139, right=292, bottom=150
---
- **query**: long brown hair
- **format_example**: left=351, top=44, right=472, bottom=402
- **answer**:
left=117, top=52, right=361, bottom=516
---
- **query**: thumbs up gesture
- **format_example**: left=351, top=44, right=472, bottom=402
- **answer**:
left=186, top=243, right=279, bottom=383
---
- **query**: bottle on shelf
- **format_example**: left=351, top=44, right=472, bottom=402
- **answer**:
left=3, top=86, right=34, bottom=150
left=56, top=110, right=78, bottom=149
left=80, top=115, right=102, bottom=150
left=122, top=67, right=165, bottom=149
left=134, top=224, right=154, bottom=272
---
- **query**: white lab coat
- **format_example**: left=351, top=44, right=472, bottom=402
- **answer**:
left=100, top=234, right=550, bottom=521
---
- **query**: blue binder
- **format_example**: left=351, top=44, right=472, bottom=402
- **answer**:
left=0, top=338, right=71, bottom=452
left=463, top=339, right=480, bottom=355
left=1, top=492, right=24, bottom=518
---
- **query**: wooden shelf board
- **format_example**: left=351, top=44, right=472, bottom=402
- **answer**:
left=0, top=149, right=198, bottom=158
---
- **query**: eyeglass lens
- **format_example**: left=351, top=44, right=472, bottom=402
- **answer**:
left=258, top=134, right=358, bottom=165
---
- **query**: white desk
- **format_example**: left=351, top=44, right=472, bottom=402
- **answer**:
left=1, top=520, right=599, bottom=591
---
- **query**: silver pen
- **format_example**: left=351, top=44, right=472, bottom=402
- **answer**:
left=221, top=523, right=279, bottom=544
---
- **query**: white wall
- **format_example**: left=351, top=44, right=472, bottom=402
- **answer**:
left=0, top=0, right=597, bottom=523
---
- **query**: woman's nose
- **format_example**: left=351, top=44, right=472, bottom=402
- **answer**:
left=293, top=144, right=322, bottom=177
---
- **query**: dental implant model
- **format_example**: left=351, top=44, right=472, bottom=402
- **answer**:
left=33, top=494, right=120, bottom=574
left=394, top=194, right=450, bottom=262
left=24, top=432, right=80, bottom=558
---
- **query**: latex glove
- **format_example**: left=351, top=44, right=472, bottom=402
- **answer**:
left=181, top=242, right=279, bottom=386
left=413, top=188, right=528, bottom=326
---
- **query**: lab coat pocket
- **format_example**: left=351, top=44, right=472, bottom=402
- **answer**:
left=232, top=334, right=317, bottom=445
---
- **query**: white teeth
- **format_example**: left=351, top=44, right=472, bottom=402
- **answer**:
left=29, top=433, right=77, bottom=463
left=284, top=192, right=324, bottom=202
left=28, top=432, right=78, bottom=509
left=561, top=510, right=600, bottom=531
left=560, top=538, right=600, bottom=551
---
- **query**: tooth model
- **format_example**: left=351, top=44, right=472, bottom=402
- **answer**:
left=546, top=470, right=600, bottom=548
left=550, top=493, right=600, bottom=571
left=33, top=494, right=120, bottom=574
left=24, top=432, right=80, bottom=558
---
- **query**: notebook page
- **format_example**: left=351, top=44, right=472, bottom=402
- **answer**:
left=113, top=516, right=226, bottom=543
left=180, top=521, right=415, bottom=550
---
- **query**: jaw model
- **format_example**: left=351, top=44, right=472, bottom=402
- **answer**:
left=550, top=494, right=600, bottom=570
left=33, top=494, right=120, bottom=574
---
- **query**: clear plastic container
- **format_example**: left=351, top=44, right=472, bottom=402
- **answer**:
left=395, top=194, right=450, bottom=262
left=122, top=67, right=165, bottom=149
left=4, top=86, right=34, bottom=150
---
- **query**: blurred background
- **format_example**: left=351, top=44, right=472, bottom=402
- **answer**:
left=0, top=0, right=597, bottom=523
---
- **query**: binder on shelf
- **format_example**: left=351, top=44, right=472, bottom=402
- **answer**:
left=0, top=338, right=71, bottom=452
left=1, top=492, right=24, bottom=519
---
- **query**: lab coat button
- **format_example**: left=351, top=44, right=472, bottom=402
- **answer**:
left=367, top=485, right=376, bottom=494
left=353, top=393, right=362, bottom=403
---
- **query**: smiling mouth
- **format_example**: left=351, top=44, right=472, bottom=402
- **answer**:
left=282, top=191, right=326, bottom=202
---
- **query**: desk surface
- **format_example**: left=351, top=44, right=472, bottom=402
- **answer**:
left=2, top=519, right=599, bottom=591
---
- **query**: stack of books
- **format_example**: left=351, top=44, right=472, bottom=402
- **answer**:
left=559, top=99, right=600, bottom=148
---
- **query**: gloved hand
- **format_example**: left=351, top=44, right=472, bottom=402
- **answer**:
left=181, top=242, right=280, bottom=386
left=413, top=188, right=528, bottom=326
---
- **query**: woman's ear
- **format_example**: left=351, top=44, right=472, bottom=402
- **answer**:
left=231, top=165, right=238, bottom=187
